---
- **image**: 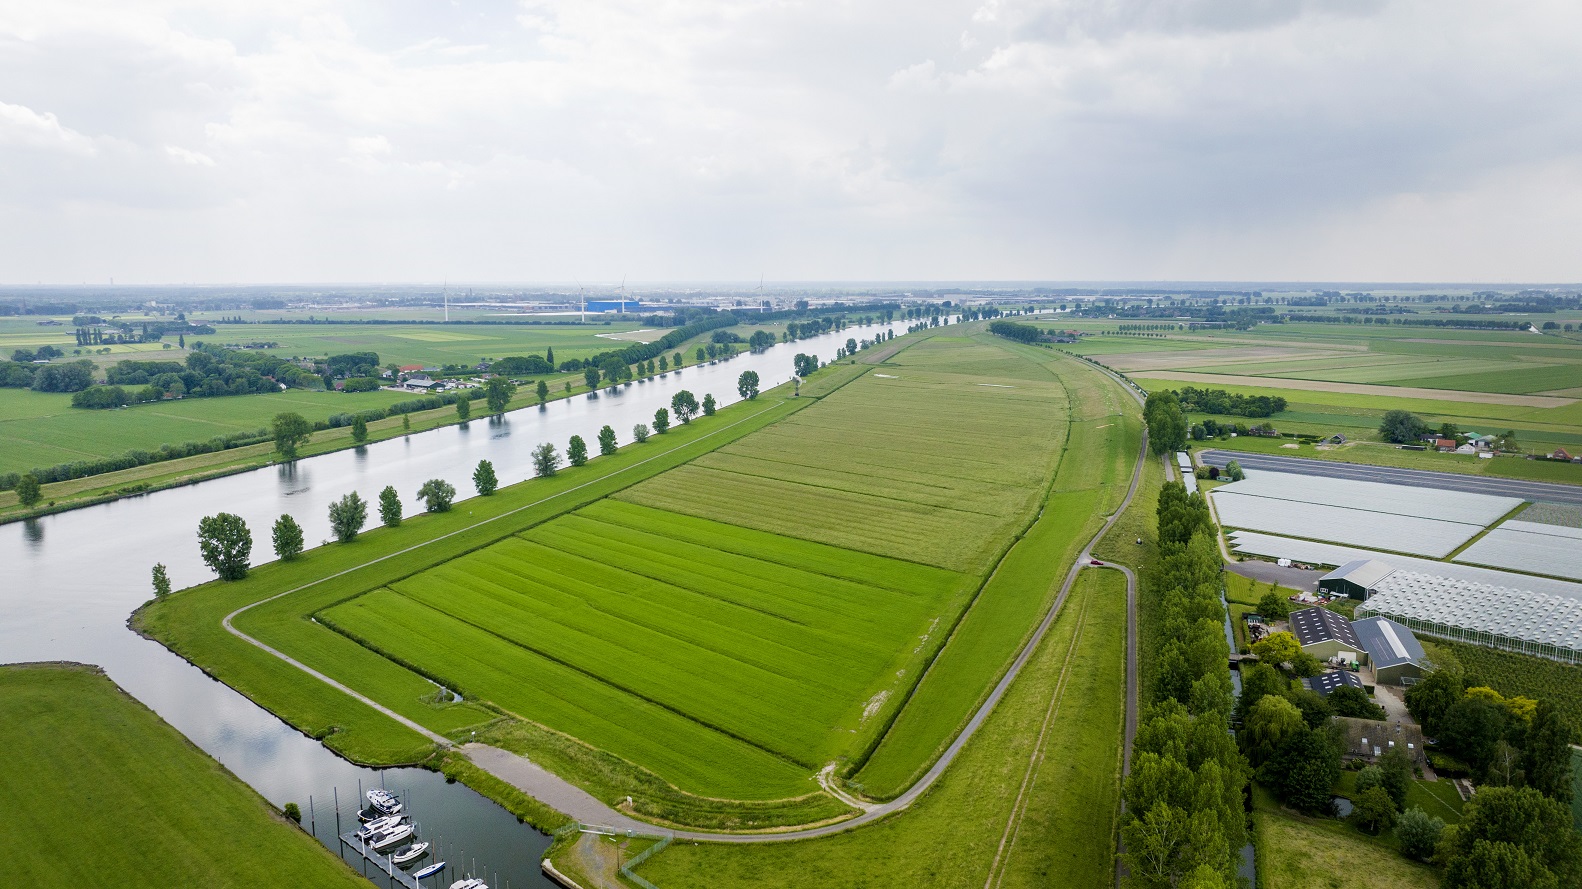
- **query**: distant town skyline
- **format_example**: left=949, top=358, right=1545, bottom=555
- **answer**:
left=4, top=1, right=1580, bottom=284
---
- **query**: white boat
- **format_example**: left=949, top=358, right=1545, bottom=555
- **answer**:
left=449, top=880, right=488, bottom=889
left=411, top=861, right=446, bottom=880
left=370, top=822, right=415, bottom=850
left=391, top=842, right=430, bottom=865
left=366, top=788, right=402, bottom=816
left=354, top=814, right=408, bottom=839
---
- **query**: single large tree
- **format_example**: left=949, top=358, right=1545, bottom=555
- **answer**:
left=1395, top=806, right=1445, bottom=861
left=350, top=415, right=368, bottom=444
left=474, top=460, right=498, bottom=495
left=416, top=479, right=455, bottom=513
left=532, top=442, right=561, bottom=478
left=1379, top=409, right=1429, bottom=444
left=737, top=371, right=760, bottom=400
left=536, top=379, right=549, bottom=406
left=272, top=412, right=313, bottom=459
left=567, top=435, right=588, bottom=466
left=598, top=425, right=618, bottom=456
left=272, top=514, right=304, bottom=560
left=584, top=367, right=601, bottom=390
left=702, top=393, right=716, bottom=415
left=485, top=377, right=516, bottom=414
left=328, top=492, right=368, bottom=542
left=455, top=396, right=471, bottom=422
left=198, top=512, right=252, bottom=580
left=378, top=485, right=402, bottom=526
left=671, top=390, right=699, bottom=423
left=1264, top=727, right=1340, bottom=815
left=14, top=473, right=41, bottom=508
left=632, top=423, right=650, bottom=443
left=653, top=407, right=670, bottom=434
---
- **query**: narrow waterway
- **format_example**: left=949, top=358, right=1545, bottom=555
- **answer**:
left=1, top=320, right=907, bottom=887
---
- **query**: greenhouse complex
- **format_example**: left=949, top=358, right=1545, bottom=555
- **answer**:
left=1356, top=570, right=1582, bottom=666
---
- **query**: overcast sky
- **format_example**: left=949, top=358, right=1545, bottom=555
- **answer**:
left=3, top=1, right=1580, bottom=284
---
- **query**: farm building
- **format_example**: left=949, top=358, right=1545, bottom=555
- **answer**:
left=1289, top=606, right=1361, bottom=661
left=1357, top=570, right=1582, bottom=666
left=1319, top=559, right=1398, bottom=599
left=1302, top=669, right=1364, bottom=697
left=1351, top=616, right=1429, bottom=685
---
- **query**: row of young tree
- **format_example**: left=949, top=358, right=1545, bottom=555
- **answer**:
left=188, top=384, right=752, bottom=580
left=1120, top=482, right=1248, bottom=889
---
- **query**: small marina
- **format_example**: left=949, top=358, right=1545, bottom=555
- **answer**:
left=335, top=789, right=500, bottom=889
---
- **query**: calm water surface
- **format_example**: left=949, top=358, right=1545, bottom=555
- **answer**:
left=1, top=323, right=904, bottom=887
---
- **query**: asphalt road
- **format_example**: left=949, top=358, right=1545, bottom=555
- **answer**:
left=1197, top=449, right=1582, bottom=506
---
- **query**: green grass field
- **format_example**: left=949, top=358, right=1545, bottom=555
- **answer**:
left=1254, top=801, right=1439, bottom=889
left=322, top=500, right=971, bottom=799
left=0, top=314, right=650, bottom=369
left=0, top=386, right=411, bottom=475
left=139, top=329, right=1138, bottom=831
left=1, top=663, right=367, bottom=889
left=637, top=568, right=1128, bottom=889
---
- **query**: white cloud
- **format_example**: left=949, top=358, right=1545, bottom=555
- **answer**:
left=0, top=101, right=97, bottom=155
left=0, top=0, right=1579, bottom=282
left=165, top=144, right=214, bottom=166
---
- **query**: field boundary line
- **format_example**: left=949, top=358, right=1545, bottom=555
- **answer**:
left=219, top=401, right=796, bottom=749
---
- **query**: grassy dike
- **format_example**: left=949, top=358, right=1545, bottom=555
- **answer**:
left=1, top=663, right=370, bottom=889
left=133, top=387, right=818, bottom=771
left=849, top=350, right=1139, bottom=797
left=636, top=569, right=1129, bottom=889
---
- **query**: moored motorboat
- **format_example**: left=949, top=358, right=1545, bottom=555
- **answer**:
left=411, top=861, right=446, bottom=880
left=354, top=814, right=409, bottom=839
left=370, top=822, right=415, bottom=850
left=366, top=788, right=402, bottom=816
left=391, top=841, right=430, bottom=865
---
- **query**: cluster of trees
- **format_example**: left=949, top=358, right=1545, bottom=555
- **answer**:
left=1170, top=387, right=1287, bottom=418
left=986, top=319, right=1044, bottom=344
left=1121, top=482, right=1247, bottom=888
left=69, top=349, right=315, bottom=409
left=792, top=353, right=820, bottom=378
left=0, top=358, right=95, bottom=392
left=1379, top=410, right=1431, bottom=444
left=11, top=345, right=65, bottom=362
left=1188, top=419, right=1267, bottom=441
left=1144, top=391, right=1189, bottom=455
left=1405, top=671, right=1574, bottom=798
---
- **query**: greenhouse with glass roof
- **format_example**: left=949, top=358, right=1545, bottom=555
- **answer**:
left=1356, top=570, right=1582, bottom=665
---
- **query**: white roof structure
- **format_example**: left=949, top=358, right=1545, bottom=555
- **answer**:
left=1226, top=531, right=1582, bottom=603
left=1209, top=471, right=1520, bottom=559
left=1212, top=493, right=1483, bottom=557
left=1321, top=559, right=1399, bottom=590
left=1356, top=570, right=1582, bottom=665
left=1457, top=520, right=1582, bottom=582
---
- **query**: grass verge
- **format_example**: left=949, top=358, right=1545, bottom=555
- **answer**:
left=1, top=662, right=369, bottom=889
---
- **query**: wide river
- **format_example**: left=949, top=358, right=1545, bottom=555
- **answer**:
left=2, top=320, right=907, bottom=888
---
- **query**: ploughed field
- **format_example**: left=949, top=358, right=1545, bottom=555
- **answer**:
left=316, top=339, right=1075, bottom=801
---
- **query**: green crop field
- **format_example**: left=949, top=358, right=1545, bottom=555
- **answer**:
left=617, top=363, right=1070, bottom=572
left=322, top=501, right=972, bottom=799
left=636, top=567, right=1128, bottom=888
left=1, top=663, right=367, bottom=889
left=0, top=386, right=410, bottom=475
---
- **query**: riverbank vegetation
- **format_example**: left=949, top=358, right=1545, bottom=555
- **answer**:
left=1, top=662, right=368, bottom=889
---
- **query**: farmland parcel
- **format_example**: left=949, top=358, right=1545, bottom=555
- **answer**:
left=140, top=330, right=1135, bottom=832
